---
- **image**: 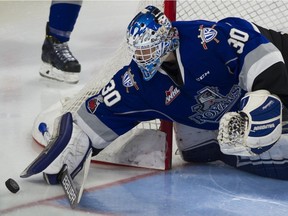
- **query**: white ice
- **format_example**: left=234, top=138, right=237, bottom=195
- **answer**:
left=1, top=1, right=288, bottom=216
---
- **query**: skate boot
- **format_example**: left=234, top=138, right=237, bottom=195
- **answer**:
left=39, top=24, right=81, bottom=84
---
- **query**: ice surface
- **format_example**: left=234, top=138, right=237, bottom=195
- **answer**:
left=1, top=1, right=288, bottom=216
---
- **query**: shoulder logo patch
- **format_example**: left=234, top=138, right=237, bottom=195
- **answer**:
left=122, top=67, right=139, bottom=93
left=198, top=24, right=219, bottom=50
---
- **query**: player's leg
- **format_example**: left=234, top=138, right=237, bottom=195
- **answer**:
left=221, top=133, right=288, bottom=180
left=40, top=0, right=82, bottom=84
left=174, top=122, right=288, bottom=180
left=174, top=123, right=223, bottom=163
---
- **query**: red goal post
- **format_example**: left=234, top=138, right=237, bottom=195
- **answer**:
left=161, top=0, right=177, bottom=170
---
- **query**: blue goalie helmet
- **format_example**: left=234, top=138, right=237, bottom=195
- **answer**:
left=126, top=5, right=179, bottom=81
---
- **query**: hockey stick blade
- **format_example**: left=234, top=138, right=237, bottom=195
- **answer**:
left=58, top=164, right=78, bottom=208
left=76, top=148, right=93, bottom=204
left=58, top=149, right=93, bottom=208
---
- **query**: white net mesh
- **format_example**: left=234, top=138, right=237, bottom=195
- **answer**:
left=62, top=0, right=288, bottom=122
left=176, top=0, right=288, bottom=32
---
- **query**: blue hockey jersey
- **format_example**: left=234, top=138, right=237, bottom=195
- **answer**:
left=75, top=17, right=286, bottom=149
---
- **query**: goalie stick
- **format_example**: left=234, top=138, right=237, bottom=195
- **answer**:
left=55, top=152, right=92, bottom=208
left=21, top=116, right=92, bottom=209
left=38, top=122, right=93, bottom=208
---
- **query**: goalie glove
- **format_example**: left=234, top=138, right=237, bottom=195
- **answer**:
left=217, top=90, right=282, bottom=156
left=21, top=112, right=93, bottom=184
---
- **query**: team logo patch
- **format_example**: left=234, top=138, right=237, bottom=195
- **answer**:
left=198, top=24, right=219, bottom=50
left=165, top=85, right=180, bottom=105
left=87, top=95, right=103, bottom=113
left=189, top=85, right=242, bottom=124
left=122, top=68, right=139, bottom=93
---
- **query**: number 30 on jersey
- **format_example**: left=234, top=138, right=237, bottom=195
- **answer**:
left=228, top=28, right=249, bottom=54
left=101, top=80, right=121, bottom=106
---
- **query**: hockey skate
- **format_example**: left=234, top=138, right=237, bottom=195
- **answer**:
left=39, top=24, right=81, bottom=84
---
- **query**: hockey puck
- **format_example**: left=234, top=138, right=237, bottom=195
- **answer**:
left=5, top=178, right=20, bottom=193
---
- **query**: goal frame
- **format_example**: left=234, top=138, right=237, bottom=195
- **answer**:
left=161, top=0, right=177, bottom=170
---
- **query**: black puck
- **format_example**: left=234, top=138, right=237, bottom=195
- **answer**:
left=5, top=178, right=20, bottom=193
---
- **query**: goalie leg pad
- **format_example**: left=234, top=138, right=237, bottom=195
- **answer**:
left=21, top=112, right=92, bottom=185
left=21, top=112, right=74, bottom=178
left=174, top=123, right=221, bottom=162
left=42, top=122, right=92, bottom=185
left=225, top=133, right=288, bottom=180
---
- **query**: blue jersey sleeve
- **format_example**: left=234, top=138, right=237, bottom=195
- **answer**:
left=76, top=60, right=178, bottom=142
left=84, top=62, right=155, bottom=135
left=216, top=17, right=284, bottom=91
left=173, top=17, right=284, bottom=92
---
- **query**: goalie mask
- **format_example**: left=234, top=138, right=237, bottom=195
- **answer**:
left=126, top=5, right=179, bottom=81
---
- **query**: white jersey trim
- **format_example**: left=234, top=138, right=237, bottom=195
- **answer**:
left=115, top=109, right=175, bottom=122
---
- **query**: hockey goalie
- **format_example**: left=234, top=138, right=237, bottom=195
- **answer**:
left=21, top=5, right=288, bottom=203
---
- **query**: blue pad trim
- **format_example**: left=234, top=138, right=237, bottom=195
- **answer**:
left=20, top=112, right=73, bottom=178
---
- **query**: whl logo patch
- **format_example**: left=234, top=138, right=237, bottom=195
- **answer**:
left=165, top=86, right=180, bottom=105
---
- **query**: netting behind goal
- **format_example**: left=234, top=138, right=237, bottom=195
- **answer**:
left=177, top=0, right=288, bottom=31
left=61, top=0, right=288, bottom=117
left=34, top=0, right=288, bottom=170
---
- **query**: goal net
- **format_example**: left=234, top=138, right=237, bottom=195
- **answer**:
left=32, top=0, right=288, bottom=170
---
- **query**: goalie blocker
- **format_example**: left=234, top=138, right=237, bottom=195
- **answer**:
left=218, top=90, right=282, bottom=156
